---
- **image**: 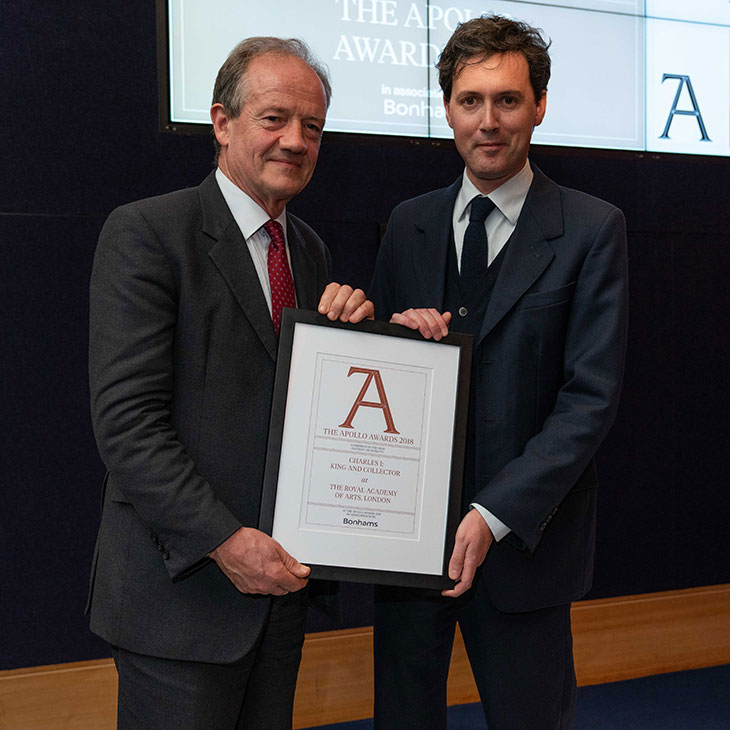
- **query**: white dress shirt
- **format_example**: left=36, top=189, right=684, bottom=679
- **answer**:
left=452, top=159, right=533, bottom=269
left=215, top=167, right=297, bottom=314
left=452, top=160, right=534, bottom=542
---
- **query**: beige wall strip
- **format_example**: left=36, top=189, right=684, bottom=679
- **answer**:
left=1, top=584, right=728, bottom=730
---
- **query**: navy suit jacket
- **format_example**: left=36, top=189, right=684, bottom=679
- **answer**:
left=370, top=165, right=628, bottom=612
left=87, top=171, right=331, bottom=662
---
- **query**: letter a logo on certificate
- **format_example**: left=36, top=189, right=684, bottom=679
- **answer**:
left=339, top=367, right=400, bottom=434
left=260, top=310, right=472, bottom=589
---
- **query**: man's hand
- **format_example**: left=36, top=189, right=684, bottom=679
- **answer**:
left=209, top=527, right=310, bottom=595
left=390, top=309, right=452, bottom=341
left=318, top=282, right=374, bottom=323
left=441, top=509, right=494, bottom=598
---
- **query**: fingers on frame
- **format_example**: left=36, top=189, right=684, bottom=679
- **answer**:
left=318, top=282, right=341, bottom=312
left=339, top=288, right=366, bottom=321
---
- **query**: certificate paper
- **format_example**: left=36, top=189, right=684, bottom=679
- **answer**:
left=260, top=310, right=471, bottom=589
left=301, top=351, right=430, bottom=539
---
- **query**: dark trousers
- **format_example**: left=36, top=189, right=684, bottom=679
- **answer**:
left=373, top=575, right=576, bottom=730
left=113, top=592, right=307, bottom=730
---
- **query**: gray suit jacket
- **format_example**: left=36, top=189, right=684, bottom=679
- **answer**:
left=370, top=165, right=629, bottom=612
left=87, top=171, right=331, bottom=662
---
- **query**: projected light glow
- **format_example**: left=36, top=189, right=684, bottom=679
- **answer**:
left=163, top=0, right=730, bottom=157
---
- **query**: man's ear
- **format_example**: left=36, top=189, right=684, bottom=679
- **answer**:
left=534, top=90, right=547, bottom=128
left=210, top=103, right=230, bottom=148
left=444, top=98, right=454, bottom=129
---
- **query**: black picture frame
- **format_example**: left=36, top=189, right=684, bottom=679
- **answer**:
left=259, top=309, right=472, bottom=590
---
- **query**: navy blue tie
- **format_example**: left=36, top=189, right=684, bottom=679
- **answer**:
left=460, top=196, right=495, bottom=292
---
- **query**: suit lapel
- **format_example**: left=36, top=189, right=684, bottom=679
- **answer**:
left=411, top=179, right=461, bottom=309
left=286, top=218, right=319, bottom=311
left=477, top=166, right=562, bottom=346
left=201, top=173, right=279, bottom=361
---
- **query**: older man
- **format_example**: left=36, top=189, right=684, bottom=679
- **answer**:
left=87, top=37, right=371, bottom=730
left=370, top=15, right=628, bottom=730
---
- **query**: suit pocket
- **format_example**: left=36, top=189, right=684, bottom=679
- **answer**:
left=516, top=281, right=575, bottom=311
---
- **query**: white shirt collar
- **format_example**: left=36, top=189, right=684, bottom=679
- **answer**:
left=454, top=159, right=533, bottom=225
left=214, top=167, right=287, bottom=238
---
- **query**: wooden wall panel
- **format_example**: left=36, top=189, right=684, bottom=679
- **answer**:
left=1, top=585, right=728, bottom=730
left=571, top=584, right=730, bottom=685
left=0, top=660, right=116, bottom=730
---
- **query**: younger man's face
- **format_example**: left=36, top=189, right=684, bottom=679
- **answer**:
left=444, top=51, right=546, bottom=194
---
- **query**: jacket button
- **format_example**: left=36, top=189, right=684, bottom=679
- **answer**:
left=458, top=307, right=468, bottom=317
left=162, top=550, right=170, bottom=560
left=539, top=522, right=547, bottom=531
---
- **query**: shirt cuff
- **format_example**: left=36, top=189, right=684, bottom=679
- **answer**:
left=470, top=503, right=511, bottom=542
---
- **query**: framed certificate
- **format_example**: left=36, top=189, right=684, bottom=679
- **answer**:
left=259, top=309, right=472, bottom=589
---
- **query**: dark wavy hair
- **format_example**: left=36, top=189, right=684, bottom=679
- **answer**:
left=211, top=37, right=331, bottom=156
left=437, top=14, right=551, bottom=103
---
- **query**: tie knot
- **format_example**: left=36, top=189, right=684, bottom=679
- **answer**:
left=468, top=196, right=495, bottom=224
left=264, top=220, right=285, bottom=248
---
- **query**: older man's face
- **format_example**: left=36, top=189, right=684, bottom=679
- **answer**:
left=212, top=54, right=327, bottom=218
left=444, top=51, right=546, bottom=195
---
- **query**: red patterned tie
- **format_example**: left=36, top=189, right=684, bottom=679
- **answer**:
left=264, top=219, right=296, bottom=335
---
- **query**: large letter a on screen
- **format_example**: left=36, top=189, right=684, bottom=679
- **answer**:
left=660, top=74, right=711, bottom=142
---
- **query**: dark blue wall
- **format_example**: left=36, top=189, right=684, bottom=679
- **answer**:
left=1, top=1, right=728, bottom=671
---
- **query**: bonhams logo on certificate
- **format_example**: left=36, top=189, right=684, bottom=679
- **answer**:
left=301, top=355, right=431, bottom=540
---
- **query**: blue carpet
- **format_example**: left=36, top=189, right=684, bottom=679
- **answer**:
left=313, top=664, right=730, bottom=729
